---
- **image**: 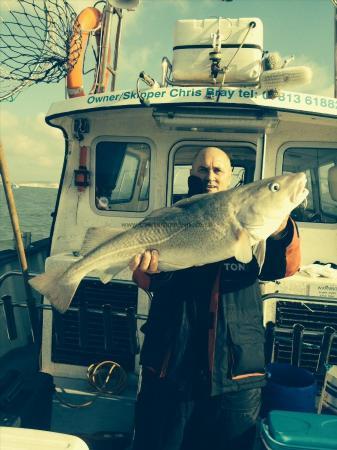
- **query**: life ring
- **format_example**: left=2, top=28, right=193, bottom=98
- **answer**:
left=67, top=7, right=110, bottom=98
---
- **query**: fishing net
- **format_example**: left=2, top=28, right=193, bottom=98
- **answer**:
left=0, top=0, right=82, bottom=101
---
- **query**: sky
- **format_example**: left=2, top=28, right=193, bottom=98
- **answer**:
left=0, top=0, right=336, bottom=183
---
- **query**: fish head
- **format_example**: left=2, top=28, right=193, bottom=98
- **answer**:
left=235, top=172, right=308, bottom=242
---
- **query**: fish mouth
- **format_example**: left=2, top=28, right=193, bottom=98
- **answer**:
left=290, top=173, right=309, bottom=205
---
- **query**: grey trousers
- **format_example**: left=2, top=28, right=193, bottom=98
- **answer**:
left=132, top=370, right=261, bottom=450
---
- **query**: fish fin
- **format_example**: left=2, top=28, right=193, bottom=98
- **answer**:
left=146, top=206, right=179, bottom=218
left=173, top=192, right=210, bottom=207
left=140, top=206, right=184, bottom=223
left=81, top=226, right=124, bottom=255
left=29, top=267, right=81, bottom=313
left=253, top=240, right=266, bottom=272
left=139, top=194, right=211, bottom=226
left=98, top=266, right=125, bottom=284
left=234, top=228, right=253, bottom=263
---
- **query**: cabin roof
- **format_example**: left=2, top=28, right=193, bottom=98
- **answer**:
left=46, top=87, right=337, bottom=121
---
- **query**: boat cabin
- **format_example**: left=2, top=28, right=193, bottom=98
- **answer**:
left=0, top=7, right=336, bottom=448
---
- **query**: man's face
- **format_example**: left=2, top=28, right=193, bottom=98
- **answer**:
left=190, top=148, right=232, bottom=193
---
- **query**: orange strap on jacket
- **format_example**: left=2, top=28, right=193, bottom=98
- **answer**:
left=285, top=217, right=301, bottom=277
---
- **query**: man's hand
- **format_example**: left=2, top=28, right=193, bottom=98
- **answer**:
left=129, top=250, right=160, bottom=273
left=270, top=216, right=289, bottom=239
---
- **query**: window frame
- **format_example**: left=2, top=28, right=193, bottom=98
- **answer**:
left=90, top=136, right=155, bottom=216
left=318, top=162, right=337, bottom=219
left=109, top=152, right=140, bottom=204
left=277, top=142, right=337, bottom=226
left=167, top=140, right=257, bottom=206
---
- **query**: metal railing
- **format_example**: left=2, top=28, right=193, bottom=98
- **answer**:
left=1, top=271, right=336, bottom=364
left=0, top=270, right=147, bottom=356
left=262, top=293, right=337, bottom=380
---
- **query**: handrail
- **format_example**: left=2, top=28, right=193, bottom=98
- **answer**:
left=0, top=270, right=39, bottom=288
left=0, top=269, right=147, bottom=319
left=0, top=269, right=139, bottom=289
left=262, top=292, right=337, bottom=371
left=1, top=270, right=336, bottom=315
left=262, top=292, right=337, bottom=305
left=2, top=270, right=336, bottom=307
left=2, top=270, right=336, bottom=351
left=0, top=297, right=148, bottom=320
left=0, top=269, right=147, bottom=354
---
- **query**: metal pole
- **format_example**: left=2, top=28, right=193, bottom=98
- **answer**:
left=111, top=8, right=123, bottom=91
left=291, top=323, right=304, bottom=368
left=96, top=2, right=114, bottom=93
left=316, top=326, right=336, bottom=374
left=255, top=133, right=267, bottom=180
left=0, top=142, right=40, bottom=346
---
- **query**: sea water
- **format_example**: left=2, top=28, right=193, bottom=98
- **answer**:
left=0, top=186, right=58, bottom=250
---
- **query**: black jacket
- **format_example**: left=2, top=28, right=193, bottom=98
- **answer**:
left=134, top=178, right=301, bottom=396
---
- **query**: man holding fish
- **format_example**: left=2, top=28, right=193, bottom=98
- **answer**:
left=29, top=146, right=307, bottom=449
left=130, top=147, right=302, bottom=450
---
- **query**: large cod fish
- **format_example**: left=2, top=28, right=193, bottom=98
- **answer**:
left=29, top=173, right=308, bottom=313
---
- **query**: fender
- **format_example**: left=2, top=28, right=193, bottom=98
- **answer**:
left=67, top=7, right=109, bottom=98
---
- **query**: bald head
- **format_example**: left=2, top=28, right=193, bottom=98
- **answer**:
left=191, top=147, right=232, bottom=193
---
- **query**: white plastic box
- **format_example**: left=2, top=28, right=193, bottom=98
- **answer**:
left=172, top=18, right=263, bottom=84
left=0, top=427, right=89, bottom=450
left=319, top=365, right=337, bottom=414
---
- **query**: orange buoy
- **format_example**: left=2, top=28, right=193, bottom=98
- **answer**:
left=67, top=7, right=102, bottom=98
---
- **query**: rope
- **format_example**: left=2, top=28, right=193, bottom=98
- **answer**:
left=54, top=360, right=128, bottom=409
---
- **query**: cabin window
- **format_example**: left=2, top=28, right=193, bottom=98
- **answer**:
left=95, top=141, right=150, bottom=212
left=172, top=144, right=255, bottom=204
left=282, top=147, right=337, bottom=223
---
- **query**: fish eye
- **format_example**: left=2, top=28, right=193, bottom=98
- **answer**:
left=268, top=182, right=280, bottom=192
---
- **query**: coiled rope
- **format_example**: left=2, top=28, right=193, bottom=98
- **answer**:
left=55, top=360, right=128, bottom=409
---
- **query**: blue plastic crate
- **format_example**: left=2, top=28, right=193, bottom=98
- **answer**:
left=260, top=410, right=337, bottom=450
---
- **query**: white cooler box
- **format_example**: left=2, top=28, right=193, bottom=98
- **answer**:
left=0, top=427, right=89, bottom=450
left=172, top=18, right=263, bottom=84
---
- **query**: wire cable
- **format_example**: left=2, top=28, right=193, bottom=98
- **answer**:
left=216, top=21, right=256, bottom=102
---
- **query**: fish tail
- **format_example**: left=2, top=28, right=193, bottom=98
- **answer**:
left=29, top=267, right=81, bottom=314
